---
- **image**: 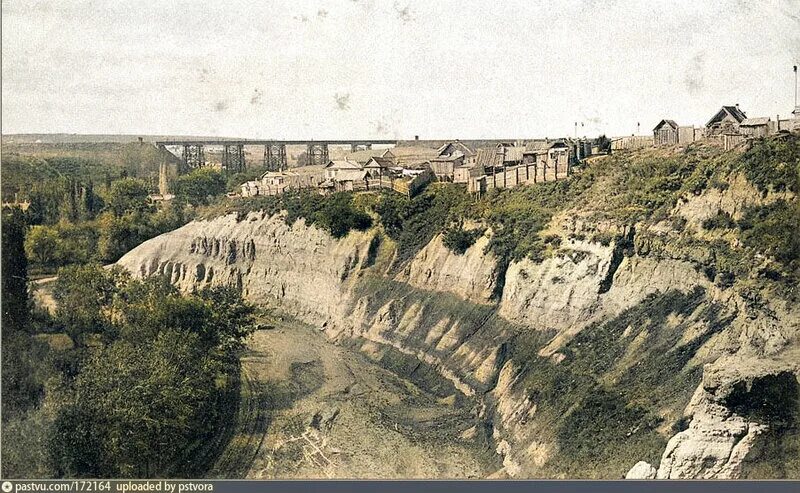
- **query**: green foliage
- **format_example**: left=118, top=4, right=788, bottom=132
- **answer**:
left=199, top=190, right=372, bottom=239
left=376, top=185, right=473, bottom=264
left=173, top=168, right=227, bottom=206
left=509, top=288, right=728, bottom=477
left=2, top=207, right=30, bottom=333
left=2, top=143, right=177, bottom=204
left=23, top=177, right=104, bottom=226
left=556, top=388, right=664, bottom=473
left=225, top=166, right=268, bottom=192
left=313, top=193, right=372, bottom=238
left=51, top=332, right=219, bottom=477
left=738, top=200, right=800, bottom=273
left=1, top=207, right=45, bottom=423
left=25, top=222, right=99, bottom=268
left=373, top=191, right=410, bottom=238
left=53, top=264, right=123, bottom=341
left=702, top=210, right=736, bottom=230
left=442, top=226, right=482, bottom=254
left=106, top=178, right=152, bottom=217
left=738, top=136, right=800, bottom=194
left=23, top=203, right=188, bottom=270
left=46, top=270, right=255, bottom=478
left=483, top=177, right=592, bottom=265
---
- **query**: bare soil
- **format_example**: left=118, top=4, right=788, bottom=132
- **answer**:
left=212, top=322, right=499, bottom=479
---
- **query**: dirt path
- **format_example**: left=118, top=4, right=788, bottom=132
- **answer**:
left=213, top=323, right=499, bottom=479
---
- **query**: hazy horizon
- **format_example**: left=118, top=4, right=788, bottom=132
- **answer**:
left=3, top=0, right=800, bottom=139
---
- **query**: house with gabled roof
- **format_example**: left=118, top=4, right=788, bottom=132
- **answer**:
left=363, top=156, right=394, bottom=179
left=706, top=105, right=747, bottom=136
left=430, top=151, right=465, bottom=181
left=324, top=159, right=363, bottom=180
left=344, top=147, right=396, bottom=165
left=436, top=141, right=476, bottom=162
left=653, top=119, right=679, bottom=146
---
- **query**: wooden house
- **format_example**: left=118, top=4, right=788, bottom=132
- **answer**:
left=678, top=126, right=697, bottom=144
left=324, top=159, right=363, bottom=180
left=739, top=117, right=771, bottom=138
left=547, top=141, right=572, bottom=179
left=436, top=141, right=476, bottom=164
left=475, top=148, right=505, bottom=182
left=705, top=105, right=747, bottom=136
left=363, top=156, right=394, bottom=179
left=344, top=148, right=397, bottom=165
left=429, top=151, right=465, bottom=181
left=498, top=144, right=525, bottom=166
left=329, top=169, right=368, bottom=192
left=653, top=119, right=679, bottom=146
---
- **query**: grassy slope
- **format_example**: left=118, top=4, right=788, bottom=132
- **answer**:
left=1, top=143, right=181, bottom=199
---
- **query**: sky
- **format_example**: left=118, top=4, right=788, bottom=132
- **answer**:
left=3, top=0, right=800, bottom=139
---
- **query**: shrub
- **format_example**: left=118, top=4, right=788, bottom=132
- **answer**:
left=442, top=227, right=482, bottom=255
left=738, top=136, right=800, bottom=194
left=738, top=200, right=800, bottom=273
left=173, top=168, right=227, bottom=206
left=702, top=210, right=736, bottom=230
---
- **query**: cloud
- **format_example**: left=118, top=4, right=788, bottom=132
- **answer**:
left=214, top=100, right=229, bottom=112
left=318, top=9, right=328, bottom=18
left=334, top=93, right=351, bottom=110
left=293, top=14, right=309, bottom=23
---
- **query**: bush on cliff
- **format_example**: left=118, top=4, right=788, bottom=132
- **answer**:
left=737, top=136, right=800, bottom=194
left=442, top=226, right=483, bottom=255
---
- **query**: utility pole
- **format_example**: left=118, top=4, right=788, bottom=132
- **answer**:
left=794, top=65, right=799, bottom=116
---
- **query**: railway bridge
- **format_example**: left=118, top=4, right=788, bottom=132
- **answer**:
left=155, top=139, right=398, bottom=174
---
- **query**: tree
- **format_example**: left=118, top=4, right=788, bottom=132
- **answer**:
left=3, top=206, right=30, bottom=332
left=106, top=178, right=151, bottom=217
left=172, top=168, right=226, bottom=206
left=50, top=332, right=217, bottom=477
left=313, top=192, right=372, bottom=238
left=2, top=206, right=44, bottom=421
left=48, top=275, right=255, bottom=477
left=197, top=285, right=256, bottom=352
left=25, top=225, right=60, bottom=267
left=53, top=264, right=124, bottom=341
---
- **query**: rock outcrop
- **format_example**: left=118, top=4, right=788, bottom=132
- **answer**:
left=117, top=212, right=374, bottom=326
left=396, top=231, right=497, bottom=304
left=627, top=356, right=799, bottom=479
left=117, top=209, right=799, bottom=480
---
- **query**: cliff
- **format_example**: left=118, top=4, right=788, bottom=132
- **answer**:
left=117, top=137, right=800, bottom=479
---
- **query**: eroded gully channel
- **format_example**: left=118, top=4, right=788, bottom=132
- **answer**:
left=210, top=320, right=501, bottom=479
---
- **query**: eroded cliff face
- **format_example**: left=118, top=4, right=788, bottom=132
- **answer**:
left=117, top=208, right=800, bottom=479
left=117, top=211, right=373, bottom=326
left=396, top=231, right=497, bottom=304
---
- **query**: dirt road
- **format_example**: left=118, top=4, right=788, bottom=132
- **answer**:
left=212, top=323, right=499, bottom=479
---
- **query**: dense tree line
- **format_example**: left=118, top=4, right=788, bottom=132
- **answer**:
left=1, top=234, right=256, bottom=477
left=46, top=266, right=255, bottom=477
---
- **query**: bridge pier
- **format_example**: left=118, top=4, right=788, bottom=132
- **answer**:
left=264, top=143, right=287, bottom=172
left=222, top=144, right=246, bottom=173
left=182, top=144, right=205, bottom=172
left=307, top=143, right=329, bottom=166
